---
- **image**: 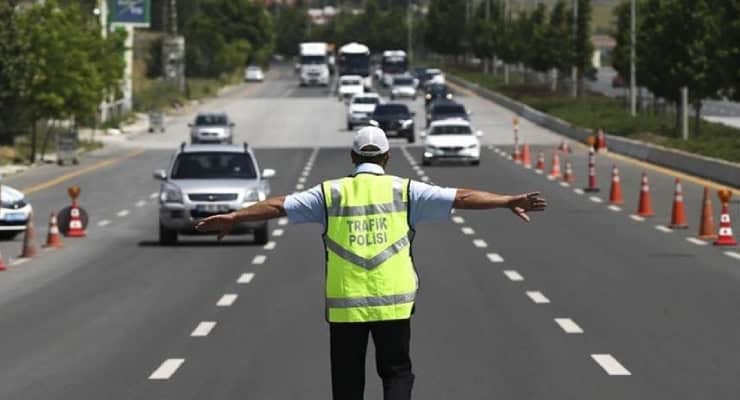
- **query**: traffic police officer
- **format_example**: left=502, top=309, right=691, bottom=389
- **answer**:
left=196, top=126, right=547, bottom=400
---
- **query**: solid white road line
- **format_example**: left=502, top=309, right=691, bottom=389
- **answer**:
left=473, top=239, right=488, bottom=248
left=526, top=291, right=550, bottom=304
left=461, top=227, right=475, bottom=235
left=686, top=237, right=708, bottom=246
left=263, top=241, right=277, bottom=250
left=591, top=354, right=631, bottom=376
left=630, top=215, right=646, bottom=222
left=589, top=196, right=603, bottom=203
left=573, top=188, right=585, bottom=195
left=486, top=253, right=504, bottom=263
left=503, top=270, right=524, bottom=281
left=136, top=200, right=147, bottom=207
left=191, top=321, right=217, bottom=337
left=278, top=217, right=289, bottom=226
left=608, top=205, right=622, bottom=212
left=452, top=216, right=465, bottom=224
left=237, top=272, right=255, bottom=284
left=150, top=192, right=159, bottom=199
left=97, top=219, right=111, bottom=227
left=252, top=255, right=267, bottom=265
left=217, top=294, right=238, bottom=307
left=725, top=251, right=740, bottom=261
left=149, top=359, right=185, bottom=380
left=273, top=229, right=284, bottom=237
left=554, top=318, right=584, bottom=334
left=655, top=225, right=673, bottom=233
left=117, top=209, right=130, bottom=217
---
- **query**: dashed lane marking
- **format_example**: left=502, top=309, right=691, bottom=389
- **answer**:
left=149, top=359, right=185, bottom=380
left=416, top=170, right=425, bottom=176
left=726, top=251, right=740, bottom=261
left=263, top=241, right=276, bottom=250
left=252, top=255, right=267, bottom=264
left=589, top=196, right=603, bottom=203
left=98, top=219, right=111, bottom=227
left=117, top=209, right=130, bottom=217
left=630, top=215, right=646, bottom=222
left=573, top=188, right=584, bottom=195
left=191, top=322, right=217, bottom=337
left=655, top=225, right=673, bottom=233
left=296, top=184, right=305, bottom=190
left=686, top=237, right=708, bottom=246
left=591, top=354, right=631, bottom=376
left=486, top=253, right=504, bottom=263
left=217, top=294, right=238, bottom=307
left=461, top=227, right=475, bottom=235
left=452, top=216, right=465, bottom=224
left=150, top=192, right=159, bottom=199
left=298, top=177, right=307, bottom=183
left=608, top=205, right=622, bottom=212
left=136, top=200, right=147, bottom=207
left=555, top=318, right=584, bottom=334
left=421, top=176, right=430, bottom=182
left=526, top=291, right=550, bottom=304
left=273, top=229, right=284, bottom=237
left=560, top=182, right=570, bottom=187
left=237, top=273, right=255, bottom=284
left=10, top=258, right=29, bottom=266
left=278, top=218, right=289, bottom=226
left=534, top=169, right=544, bottom=174
left=503, top=270, right=524, bottom=281
left=473, top=239, right=488, bottom=248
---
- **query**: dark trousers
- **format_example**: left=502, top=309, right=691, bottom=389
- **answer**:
left=330, top=319, right=415, bottom=400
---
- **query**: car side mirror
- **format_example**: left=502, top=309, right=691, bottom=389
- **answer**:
left=475, top=130, right=483, bottom=137
left=153, top=169, right=167, bottom=181
left=262, top=169, right=276, bottom=179
left=369, top=120, right=379, bottom=127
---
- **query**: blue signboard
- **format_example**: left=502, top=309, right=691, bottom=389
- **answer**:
left=109, top=0, right=151, bottom=27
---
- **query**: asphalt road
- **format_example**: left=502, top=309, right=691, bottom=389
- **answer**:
left=0, top=64, right=738, bottom=399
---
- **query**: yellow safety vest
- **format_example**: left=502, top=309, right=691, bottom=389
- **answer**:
left=322, top=173, right=418, bottom=323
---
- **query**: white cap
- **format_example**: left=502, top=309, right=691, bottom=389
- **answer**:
left=353, top=126, right=389, bottom=156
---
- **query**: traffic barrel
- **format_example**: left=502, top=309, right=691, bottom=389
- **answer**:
left=669, top=178, right=689, bottom=229
left=548, top=152, right=562, bottom=180
left=635, top=173, right=655, bottom=218
left=562, top=161, right=575, bottom=183
left=44, top=212, right=63, bottom=249
left=584, top=148, right=600, bottom=192
left=697, top=187, right=718, bottom=240
left=608, top=166, right=623, bottom=205
left=20, top=213, right=37, bottom=258
left=66, top=204, right=87, bottom=238
left=535, top=151, right=545, bottom=173
left=521, top=143, right=532, bottom=168
left=714, top=189, right=737, bottom=246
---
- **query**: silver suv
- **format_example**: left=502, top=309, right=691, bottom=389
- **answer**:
left=154, top=143, right=275, bottom=245
left=188, top=112, right=234, bottom=144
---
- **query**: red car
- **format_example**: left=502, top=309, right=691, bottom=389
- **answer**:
left=612, top=75, right=626, bottom=88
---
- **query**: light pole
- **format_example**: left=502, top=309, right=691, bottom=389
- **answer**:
left=629, top=0, right=637, bottom=116
left=407, top=0, right=413, bottom=62
left=504, top=0, right=510, bottom=83
left=572, top=0, right=578, bottom=98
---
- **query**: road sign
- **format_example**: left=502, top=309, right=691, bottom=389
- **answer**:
left=109, top=0, right=151, bottom=28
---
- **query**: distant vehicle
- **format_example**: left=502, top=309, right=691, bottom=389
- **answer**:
left=188, top=112, right=235, bottom=144
left=347, top=93, right=382, bottom=130
left=298, top=42, right=330, bottom=86
left=421, top=119, right=482, bottom=166
left=0, top=185, right=33, bottom=240
left=390, top=76, right=417, bottom=100
left=244, top=65, right=265, bottom=82
left=381, top=50, right=409, bottom=87
left=413, top=66, right=430, bottom=85
left=338, top=75, right=365, bottom=101
left=424, top=83, right=454, bottom=107
left=612, top=74, right=626, bottom=88
left=426, top=100, right=469, bottom=127
left=585, top=67, right=598, bottom=82
left=369, top=103, right=415, bottom=143
left=338, top=42, right=372, bottom=90
left=154, top=143, right=276, bottom=245
left=425, top=68, right=445, bottom=86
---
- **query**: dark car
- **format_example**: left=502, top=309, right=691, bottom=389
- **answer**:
left=413, top=67, right=430, bottom=85
left=426, top=100, right=469, bottom=127
left=369, top=103, right=415, bottom=143
left=424, top=83, right=454, bottom=107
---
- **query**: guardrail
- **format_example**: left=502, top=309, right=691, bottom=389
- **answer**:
left=448, top=74, right=740, bottom=188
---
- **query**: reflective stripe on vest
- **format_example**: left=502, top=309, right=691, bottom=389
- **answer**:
left=323, top=174, right=417, bottom=323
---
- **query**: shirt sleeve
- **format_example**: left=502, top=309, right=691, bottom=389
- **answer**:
left=408, top=180, right=457, bottom=227
left=283, top=184, right=326, bottom=225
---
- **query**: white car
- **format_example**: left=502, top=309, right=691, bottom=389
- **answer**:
left=0, top=185, right=33, bottom=240
left=390, top=76, right=418, bottom=100
left=426, top=68, right=446, bottom=85
left=245, top=65, right=264, bottom=82
left=338, top=75, right=365, bottom=102
left=347, top=93, right=382, bottom=130
left=421, top=119, right=482, bottom=166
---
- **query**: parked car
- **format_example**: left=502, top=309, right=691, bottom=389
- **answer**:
left=188, top=112, right=234, bottom=144
left=369, top=103, right=415, bottom=143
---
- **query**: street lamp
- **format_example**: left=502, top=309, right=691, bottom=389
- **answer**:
left=630, top=0, right=636, bottom=116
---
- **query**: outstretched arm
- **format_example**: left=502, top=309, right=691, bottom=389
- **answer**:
left=195, top=196, right=287, bottom=239
left=453, top=189, right=547, bottom=222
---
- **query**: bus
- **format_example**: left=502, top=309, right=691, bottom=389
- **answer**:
left=338, top=42, right=372, bottom=90
left=381, top=50, right=409, bottom=87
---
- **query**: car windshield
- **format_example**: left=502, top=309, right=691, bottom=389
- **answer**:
left=342, top=79, right=361, bottom=86
left=394, top=78, right=414, bottom=86
left=171, top=152, right=257, bottom=179
left=247, top=66, right=261, bottom=71
left=301, top=55, right=326, bottom=64
left=433, top=105, right=466, bottom=115
left=430, top=125, right=472, bottom=135
left=353, top=97, right=380, bottom=105
left=428, top=85, right=449, bottom=94
left=195, top=114, right=228, bottom=126
left=374, top=105, right=409, bottom=117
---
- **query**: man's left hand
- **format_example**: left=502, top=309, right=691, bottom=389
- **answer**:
left=507, top=192, right=547, bottom=222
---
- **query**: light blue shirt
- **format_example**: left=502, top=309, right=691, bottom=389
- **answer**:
left=284, top=163, right=457, bottom=228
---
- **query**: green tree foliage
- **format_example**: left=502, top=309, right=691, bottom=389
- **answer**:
left=574, top=0, right=593, bottom=93
left=717, top=0, right=740, bottom=101
left=0, top=0, right=31, bottom=144
left=274, top=3, right=311, bottom=56
left=548, top=1, right=573, bottom=75
left=425, top=0, right=467, bottom=56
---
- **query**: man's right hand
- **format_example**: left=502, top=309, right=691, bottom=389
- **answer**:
left=195, top=213, right=236, bottom=240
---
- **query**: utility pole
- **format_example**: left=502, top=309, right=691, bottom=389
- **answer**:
left=629, top=0, right=637, bottom=116
left=407, top=0, right=413, bottom=62
left=163, top=0, right=186, bottom=93
left=504, top=0, right=510, bottom=84
left=571, top=0, right=578, bottom=97
left=681, top=87, right=689, bottom=139
left=484, top=0, right=491, bottom=74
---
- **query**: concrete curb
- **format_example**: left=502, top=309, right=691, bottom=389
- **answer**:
left=448, top=74, right=740, bottom=188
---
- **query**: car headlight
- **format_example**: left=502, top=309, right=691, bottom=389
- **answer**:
left=161, top=185, right=183, bottom=203
left=401, top=119, right=414, bottom=128
left=446, top=93, right=453, bottom=99
left=244, top=189, right=266, bottom=202
left=425, top=94, right=431, bottom=100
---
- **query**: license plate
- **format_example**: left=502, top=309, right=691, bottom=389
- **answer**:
left=196, top=204, right=229, bottom=213
left=4, top=212, right=25, bottom=222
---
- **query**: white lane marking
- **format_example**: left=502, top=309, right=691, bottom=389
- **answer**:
left=573, top=188, right=584, bottom=195
left=452, top=216, right=465, bottom=224
left=503, top=270, right=524, bottom=281
left=534, top=169, right=544, bottom=174
left=117, top=209, right=130, bottom=217
left=461, top=227, right=475, bottom=235
left=473, top=239, right=488, bottom=248
left=237, top=272, right=255, bottom=284
left=608, top=205, right=622, bottom=212
left=149, top=359, right=185, bottom=380
left=560, top=182, right=570, bottom=187
left=149, top=192, right=159, bottom=199
left=252, top=255, right=267, bottom=264
left=263, top=241, right=277, bottom=250
left=273, top=229, right=284, bottom=237
left=278, top=218, right=289, bottom=226
left=298, top=177, right=307, bottom=183
left=725, top=251, right=740, bottom=261
left=97, top=219, right=111, bottom=227
left=412, top=165, right=422, bottom=171
left=591, top=354, right=631, bottom=376
left=296, top=184, right=305, bottom=190
left=555, top=318, right=584, bottom=334
left=630, top=215, right=646, bottom=222
left=301, top=171, right=309, bottom=177
left=416, top=170, right=425, bottom=176
left=191, top=321, right=217, bottom=337
left=11, top=258, right=29, bottom=266
left=686, top=237, right=708, bottom=246
left=486, top=253, right=504, bottom=263
left=655, top=225, right=673, bottom=233
left=217, top=294, right=238, bottom=307
left=421, top=176, right=430, bottom=182
left=526, top=291, right=550, bottom=304
left=136, top=200, right=147, bottom=207
left=589, top=196, right=603, bottom=203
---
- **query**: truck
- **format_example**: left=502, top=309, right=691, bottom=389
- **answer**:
left=298, top=42, right=331, bottom=86
left=338, top=42, right=372, bottom=91
left=381, top=50, right=409, bottom=87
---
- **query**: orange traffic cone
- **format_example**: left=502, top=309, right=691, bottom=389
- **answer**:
left=714, top=190, right=737, bottom=246
left=67, top=202, right=86, bottom=238
left=635, top=173, right=655, bottom=218
left=0, top=250, right=6, bottom=271
left=562, top=161, right=575, bottom=183
left=584, top=148, right=600, bottom=192
left=558, top=141, right=572, bottom=154
left=697, top=187, right=718, bottom=240
left=521, top=143, right=532, bottom=168
left=548, top=152, right=562, bottom=179
left=608, top=166, right=623, bottom=204
left=44, top=212, right=63, bottom=249
left=669, top=179, right=689, bottom=229
left=20, top=213, right=37, bottom=258
left=535, top=152, right=545, bottom=173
